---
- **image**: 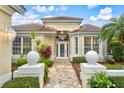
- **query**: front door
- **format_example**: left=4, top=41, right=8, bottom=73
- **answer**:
left=56, top=42, right=68, bottom=59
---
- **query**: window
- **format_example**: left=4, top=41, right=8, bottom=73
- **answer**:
left=23, top=37, right=32, bottom=54
left=84, top=37, right=91, bottom=54
left=13, top=37, right=21, bottom=54
left=84, top=36, right=99, bottom=54
left=93, top=37, right=99, bottom=53
left=74, top=37, right=78, bottom=54
left=13, top=36, right=31, bottom=55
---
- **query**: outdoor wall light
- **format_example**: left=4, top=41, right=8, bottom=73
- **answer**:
left=7, top=28, right=16, bottom=41
left=0, top=27, right=16, bottom=42
left=85, top=51, right=99, bottom=64
left=27, top=51, right=40, bottom=65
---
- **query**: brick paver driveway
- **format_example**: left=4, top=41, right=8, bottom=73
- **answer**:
left=43, top=62, right=82, bottom=88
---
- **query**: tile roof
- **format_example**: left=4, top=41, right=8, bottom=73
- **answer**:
left=71, top=24, right=101, bottom=33
left=42, top=16, right=83, bottom=20
left=12, top=23, right=57, bottom=32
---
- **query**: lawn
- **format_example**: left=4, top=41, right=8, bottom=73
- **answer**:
left=2, top=77, right=39, bottom=88
left=101, top=63, right=124, bottom=70
left=109, top=76, right=124, bottom=88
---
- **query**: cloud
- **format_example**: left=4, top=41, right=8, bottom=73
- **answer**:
left=56, top=5, right=68, bottom=12
left=12, top=10, right=42, bottom=25
left=32, top=5, right=47, bottom=13
left=48, top=5, right=55, bottom=12
left=89, top=16, right=98, bottom=21
left=32, top=5, right=55, bottom=13
left=87, top=5, right=98, bottom=9
left=89, top=7, right=112, bottom=21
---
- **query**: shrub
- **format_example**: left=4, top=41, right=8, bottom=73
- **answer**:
left=38, top=58, right=53, bottom=67
left=109, top=76, right=124, bottom=88
left=110, top=41, right=124, bottom=62
left=88, top=72, right=115, bottom=88
left=44, top=65, right=49, bottom=81
left=16, top=54, right=27, bottom=66
left=38, top=58, right=53, bottom=81
left=72, top=56, right=86, bottom=63
left=2, top=77, right=39, bottom=88
left=38, top=44, right=52, bottom=59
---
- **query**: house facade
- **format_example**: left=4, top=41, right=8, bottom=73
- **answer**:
left=12, top=16, right=107, bottom=62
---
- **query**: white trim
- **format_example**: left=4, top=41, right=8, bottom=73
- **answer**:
left=107, top=70, right=124, bottom=76
left=0, top=72, right=12, bottom=87
left=73, top=36, right=79, bottom=56
left=21, top=37, right=23, bottom=54
left=91, top=37, right=93, bottom=50
left=16, top=31, right=56, bottom=34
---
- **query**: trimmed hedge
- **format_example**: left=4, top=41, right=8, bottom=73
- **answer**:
left=109, top=76, right=124, bottom=88
left=16, top=58, right=27, bottom=66
left=72, top=56, right=86, bottom=63
left=38, top=58, right=53, bottom=67
left=2, top=77, right=39, bottom=88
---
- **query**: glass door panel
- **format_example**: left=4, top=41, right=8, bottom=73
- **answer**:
left=60, top=44, right=65, bottom=57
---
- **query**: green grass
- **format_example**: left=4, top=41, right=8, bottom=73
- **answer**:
left=103, top=64, right=123, bottom=70
left=109, top=76, right=124, bottom=88
left=2, top=77, right=39, bottom=88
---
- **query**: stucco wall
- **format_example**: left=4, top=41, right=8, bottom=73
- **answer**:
left=0, top=7, right=12, bottom=76
left=0, top=39, right=12, bottom=76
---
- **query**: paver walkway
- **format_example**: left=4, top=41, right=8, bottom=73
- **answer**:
left=43, top=62, right=82, bottom=88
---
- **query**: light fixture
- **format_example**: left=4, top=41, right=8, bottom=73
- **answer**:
left=27, top=51, right=40, bottom=65
left=7, top=28, right=16, bottom=41
left=85, top=51, right=99, bottom=64
left=60, top=31, right=64, bottom=34
left=0, top=27, right=16, bottom=42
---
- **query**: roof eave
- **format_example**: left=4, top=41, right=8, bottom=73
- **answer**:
left=8, top=5, right=26, bottom=15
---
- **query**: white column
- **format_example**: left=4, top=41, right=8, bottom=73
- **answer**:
left=58, top=43, right=60, bottom=58
left=65, top=43, right=67, bottom=57
left=91, top=37, right=93, bottom=50
left=82, top=36, right=84, bottom=56
left=99, top=41, right=103, bottom=59
left=21, top=37, right=23, bottom=54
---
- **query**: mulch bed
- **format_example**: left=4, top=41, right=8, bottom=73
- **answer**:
left=12, top=63, right=18, bottom=71
left=71, top=63, right=82, bottom=85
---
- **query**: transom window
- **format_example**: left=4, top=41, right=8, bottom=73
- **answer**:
left=13, top=36, right=31, bottom=55
left=84, top=36, right=99, bottom=54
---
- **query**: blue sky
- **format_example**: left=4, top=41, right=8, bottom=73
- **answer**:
left=12, top=5, right=124, bottom=27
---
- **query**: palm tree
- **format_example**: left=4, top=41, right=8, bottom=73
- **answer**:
left=30, top=31, right=36, bottom=51
left=100, top=14, right=124, bottom=43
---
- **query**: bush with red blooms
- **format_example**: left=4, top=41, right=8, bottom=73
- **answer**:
left=38, top=44, right=52, bottom=59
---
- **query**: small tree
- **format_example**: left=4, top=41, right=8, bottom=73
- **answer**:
left=35, top=39, right=42, bottom=51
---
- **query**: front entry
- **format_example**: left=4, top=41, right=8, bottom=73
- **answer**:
left=56, top=42, right=68, bottom=59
